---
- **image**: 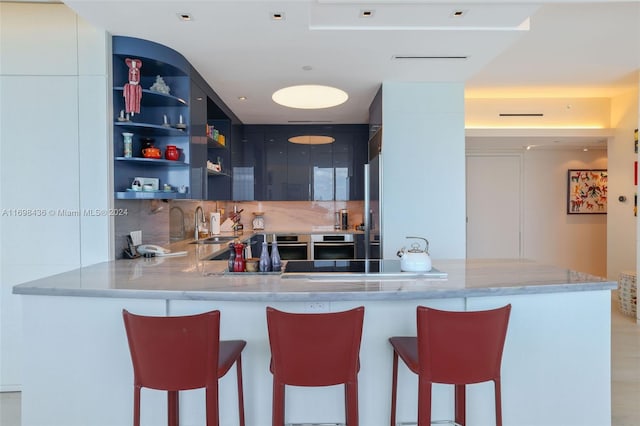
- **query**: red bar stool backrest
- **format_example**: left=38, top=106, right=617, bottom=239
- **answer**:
left=122, top=309, right=220, bottom=391
left=266, top=306, right=364, bottom=386
left=417, top=304, right=511, bottom=385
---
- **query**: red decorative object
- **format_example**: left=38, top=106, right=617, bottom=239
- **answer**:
left=124, top=58, right=142, bottom=115
left=165, top=145, right=179, bottom=161
left=233, top=243, right=246, bottom=272
left=142, top=147, right=161, bottom=159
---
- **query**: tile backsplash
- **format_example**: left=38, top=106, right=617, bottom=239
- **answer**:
left=114, top=199, right=364, bottom=258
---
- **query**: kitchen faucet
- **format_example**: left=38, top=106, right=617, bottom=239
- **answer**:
left=194, top=206, right=204, bottom=240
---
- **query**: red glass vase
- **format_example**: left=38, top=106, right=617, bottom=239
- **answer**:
left=165, top=145, right=179, bottom=161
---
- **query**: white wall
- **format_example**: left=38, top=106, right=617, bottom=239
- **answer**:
left=381, top=82, right=466, bottom=259
left=0, top=3, right=112, bottom=390
left=466, top=146, right=607, bottom=277
left=523, top=149, right=608, bottom=276
left=609, top=86, right=639, bottom=281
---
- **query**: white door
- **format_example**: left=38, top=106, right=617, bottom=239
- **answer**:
left=466, top=154, right=522, bottom=258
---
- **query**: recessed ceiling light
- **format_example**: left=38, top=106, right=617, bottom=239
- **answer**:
left=451, top=10, right=466, bottom=18
left=302, top=65, right=313, bottom=71
left=177, top=13, right=192, bottom=21
left=272, top=85, right=348, bottom=109
left=271, top=12, right=285, bottom=21
left=360, top=10, right=375, bottom=18
left=288, top=135, right=335, bottom=145
left=238, top=96, right=247, bottom=101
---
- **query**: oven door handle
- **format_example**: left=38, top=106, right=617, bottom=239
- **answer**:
left=276, top=243, right=309, bottom=247
left=313, top=242, right=355, bottom=247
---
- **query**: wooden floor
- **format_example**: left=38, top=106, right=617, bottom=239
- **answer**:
left=1, top=293, right=638, bottom=426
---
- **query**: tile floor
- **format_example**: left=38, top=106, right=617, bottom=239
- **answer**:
left=1, top=293, right=638, bottom=426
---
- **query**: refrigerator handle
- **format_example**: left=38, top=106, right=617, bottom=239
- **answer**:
left=363, top=164, right=370, bottom=260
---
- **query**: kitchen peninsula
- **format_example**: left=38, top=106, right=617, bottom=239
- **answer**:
left=13, top=238, right=615, bottom=426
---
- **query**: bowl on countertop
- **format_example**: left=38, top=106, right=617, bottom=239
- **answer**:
left=245, top=258, right=259, bottom=272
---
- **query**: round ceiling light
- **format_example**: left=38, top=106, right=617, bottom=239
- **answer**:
left=272, top=85, right=348, bottom=109
left=288, top=135, right=336, bottom=145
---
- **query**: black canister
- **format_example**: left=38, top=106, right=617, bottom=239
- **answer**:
left=140, top=137, right=155, bottom=156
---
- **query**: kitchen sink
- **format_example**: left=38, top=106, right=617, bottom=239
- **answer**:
left=189, top=236, right=239, bottom=244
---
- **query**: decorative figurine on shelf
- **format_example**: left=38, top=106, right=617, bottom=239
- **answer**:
left=117, top=110, right=130, bottom=122
left=123, top=58, right=142, bottom=115
left=122, top=132, right=133, bottom=158
left=149, top=75, right=170, bottom=95
left=175, top=114, right=186, bottom=130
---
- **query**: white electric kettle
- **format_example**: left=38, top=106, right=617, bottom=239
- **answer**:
left=397, top=236, right=432, bottom=272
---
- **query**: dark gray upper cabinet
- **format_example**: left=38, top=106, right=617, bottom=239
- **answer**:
left=264, top=131, right=288, bottom=201
left=239, top=124, right=368, bottom=201
left=310, top=143, right=334, bottom=201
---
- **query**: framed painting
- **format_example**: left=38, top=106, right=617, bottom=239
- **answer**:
left=567, top=169, right=607, bottom=214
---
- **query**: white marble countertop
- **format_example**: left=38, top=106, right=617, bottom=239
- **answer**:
left=12, top=235, right=616, bottom=301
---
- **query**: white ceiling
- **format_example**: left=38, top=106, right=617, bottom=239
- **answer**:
left=61, top=0, right=640, bottom=148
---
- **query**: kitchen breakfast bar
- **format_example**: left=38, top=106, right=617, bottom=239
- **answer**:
left=13, top=241, right=616, bottom=426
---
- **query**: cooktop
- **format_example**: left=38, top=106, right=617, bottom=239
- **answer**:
left=282, top=259, right=447, bottom=279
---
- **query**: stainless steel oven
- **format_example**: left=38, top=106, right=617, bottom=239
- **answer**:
left=269, top=234, right=310, bottom=260
left=311, top=234, right=355, bottom=260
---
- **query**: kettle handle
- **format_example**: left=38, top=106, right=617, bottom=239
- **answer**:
left=406, top=236, right=429, bottom=253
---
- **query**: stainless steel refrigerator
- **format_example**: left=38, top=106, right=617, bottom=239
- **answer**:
left=364, top=128, right=382, bottom=259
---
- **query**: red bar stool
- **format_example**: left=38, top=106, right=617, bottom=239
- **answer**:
left=389, top=304, right=511, bottom=426
left=266, top=306, right=365, bottom=426
left=122, top=309, right=246, bottom=426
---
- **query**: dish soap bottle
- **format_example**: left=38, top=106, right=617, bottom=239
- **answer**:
left=271, top=234, right=281, bottom=272
left=259, top=238, right=271, bottom=272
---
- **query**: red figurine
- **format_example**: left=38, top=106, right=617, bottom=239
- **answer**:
left=124, top=58, right=142, bottom=115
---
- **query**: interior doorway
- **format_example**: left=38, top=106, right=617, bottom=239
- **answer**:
left=466, top=154, right=522, bottom=258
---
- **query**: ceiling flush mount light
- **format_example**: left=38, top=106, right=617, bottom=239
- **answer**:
left=177, top=13, right=192, bottom=21
left=272, top=85, right=348, bottom=109
left=288, top=135, right=335, bottom=145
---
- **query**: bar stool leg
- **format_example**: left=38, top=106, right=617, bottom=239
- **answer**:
left=205, top=386, right=219, bottom=426
left=345, top=380, right=359, bottom=426
left=390, top=351, right=399, bottom=426
left=272, top=380, right=285, bottom=426
left=133, top=386, right=141, bottom=426
left=417, top=379, right=432, bottom=426
left=494, top=380, right=503, bottom=426
left=455, top=384, right=465, bottom=426
left=236, top=356, right=245, bottom=426
left=168, top=390, right=179, bottom=426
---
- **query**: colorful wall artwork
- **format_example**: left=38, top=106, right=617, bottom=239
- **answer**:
left=567, top=169, right=607, bottom=214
